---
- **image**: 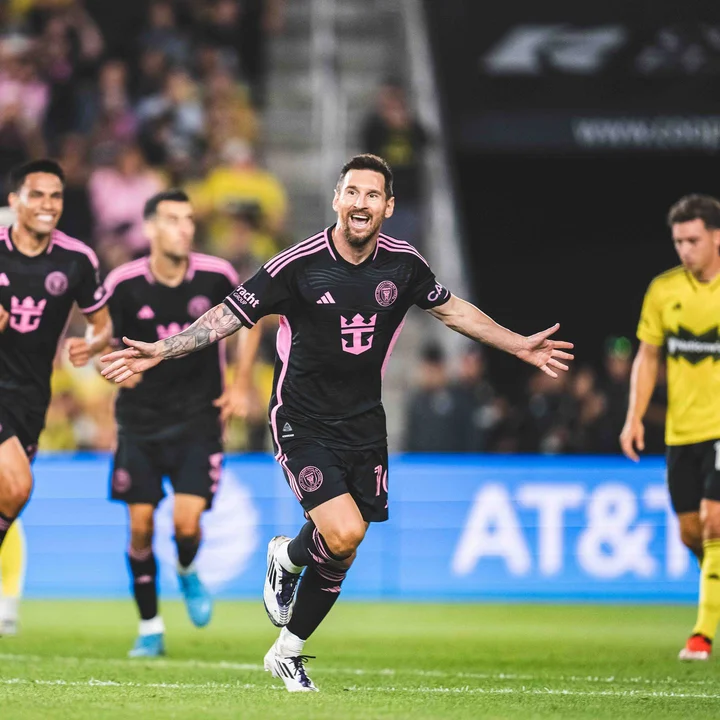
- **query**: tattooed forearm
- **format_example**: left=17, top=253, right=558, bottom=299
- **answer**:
left=157, top=303, right=243, bottom=359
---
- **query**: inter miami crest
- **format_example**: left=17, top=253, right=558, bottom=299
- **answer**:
left=666, top=326, right=720, bottom=364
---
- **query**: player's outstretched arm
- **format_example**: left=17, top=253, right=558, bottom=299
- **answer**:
left=427, top=294, right=574, bottom=378
left=101, top=303, right=243, bottom=384
left=619, top=341, right=660, bottom=462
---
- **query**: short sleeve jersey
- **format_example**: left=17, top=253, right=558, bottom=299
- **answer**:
left=0, top=226, right=107, bottom=417
left=637, top=265, right=720, bottom=445
left=105, top=254, right=238, bottom=439
left=223, top=227, right=451, bottom=449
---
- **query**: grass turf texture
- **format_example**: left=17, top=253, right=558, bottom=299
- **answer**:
left=0, top=601, right=718, bottom=719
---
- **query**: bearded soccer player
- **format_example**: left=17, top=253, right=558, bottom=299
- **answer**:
left=0, top=159, right=111, bottom=633
left=100, top=189, right=259, bottom=657
left=101, top=154, right=574, bottom=690
left=621, top=194, right=720, bottom=661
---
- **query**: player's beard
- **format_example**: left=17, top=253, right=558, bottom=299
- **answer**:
left=342, top=214, right=382, bottom=248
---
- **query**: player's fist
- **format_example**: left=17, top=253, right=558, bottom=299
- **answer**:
left=0, top=304, right=8, bottom=333
left=619, top=418, right=645, bottom=463
left=66, top=337, right=93, bottom=367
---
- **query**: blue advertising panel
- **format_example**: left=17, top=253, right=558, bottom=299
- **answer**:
left=21, top=454, right=696, bottom=602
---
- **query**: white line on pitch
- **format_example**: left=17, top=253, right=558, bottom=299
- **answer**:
left=2, top=677, right=720, bottom=699
left=0, top=653, right=715, bottom=688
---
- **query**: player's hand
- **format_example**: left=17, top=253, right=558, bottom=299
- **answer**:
left=100, top=337, right=163, bottom=383
left=66, top=337, right=93, bottom=367
left=0, top=304, right=8, bottom=333
left=620, top=418, right=645, bottom=462
left=214, top=383, right=255, bottom=423
left=516, top=323, right=574, bottom=378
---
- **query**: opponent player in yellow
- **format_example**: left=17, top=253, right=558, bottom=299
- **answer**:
left=621, top=194, right=720, bottom=661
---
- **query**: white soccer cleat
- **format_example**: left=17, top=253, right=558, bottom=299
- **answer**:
left=263, top=639, right=318, bottom=692
left=0, top=597, right=19, bottom=636
left=263, top=536, right=301, bottom=627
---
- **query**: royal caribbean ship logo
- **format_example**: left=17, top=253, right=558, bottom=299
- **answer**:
left=666, top=326, right=720, bottom=364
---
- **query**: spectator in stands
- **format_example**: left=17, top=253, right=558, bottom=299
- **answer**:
left=600, top=336, right=633, bottom=443
left=88, top=143, right=165, bottom=267
left=565, top=366, right=614, bottom=454
left=404, top=342, right=466, bottom=452
left=361, top=79, right=428, bottom=248
left=188, top=137, right=287, bottom=251
left=519, top=371, right=575, bottom=454
left=139, top=0, right=191, bottom=68
left=56, top=133, right=93, bottom=245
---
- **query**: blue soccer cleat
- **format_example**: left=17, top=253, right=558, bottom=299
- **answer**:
left=178, top=569, right=212, bottom=628
left=128, top=633, right=165, bottom=658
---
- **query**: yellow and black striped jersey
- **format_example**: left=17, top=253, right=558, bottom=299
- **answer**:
left=637, top=265, right=720, bottom=445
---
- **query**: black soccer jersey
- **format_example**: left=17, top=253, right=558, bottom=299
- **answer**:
left=106, top=253, right=238, bottom=439
left=223, top=227, right=451, bottom=449
left=0, top=226, right=107, bottom=420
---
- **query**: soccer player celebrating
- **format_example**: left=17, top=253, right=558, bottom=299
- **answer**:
left=0, top=159, right=111, bottom=633
left=621, top=194, right=720, bottom=661
left=101, top=154, right=574, bottom=688
left=100, top=190, right=258, bottom=657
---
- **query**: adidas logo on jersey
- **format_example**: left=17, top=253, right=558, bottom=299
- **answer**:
left=137, top=305, right=155, bottom=320
left=316, top=292, right=336, bottom=304
left=283, top=423, right=292, bottom=432
left=0, top=273, right=9, bottom=286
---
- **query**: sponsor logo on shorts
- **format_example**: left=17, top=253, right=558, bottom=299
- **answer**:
left=45, top=271, right=68, bottom=296
left=188, top=295, right=212, bottom=319
left=375, top=280, right=398, bottom=307
left=298, top=466, right=324, bottom=493
left=113, top=468, right=132, bottom=493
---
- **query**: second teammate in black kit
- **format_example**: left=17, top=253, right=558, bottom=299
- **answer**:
left=101, top=190, right=258, bottom=657
left=101, top=155, right=574, bottom=688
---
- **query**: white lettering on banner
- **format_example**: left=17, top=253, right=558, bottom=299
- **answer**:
left=517, top=484, right=584, bottom=576
left=482, top=25, right=626, bottom=75
left=577, top=484, right=655, bottom=578
left=644, top=485, right=689, bottom=578
left=452, top=484, right=531, bottom=576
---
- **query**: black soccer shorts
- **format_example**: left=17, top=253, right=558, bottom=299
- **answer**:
left=0, top=403, right=41, bottom=460
left=275, top=439, right=389, bottom=523
left=110, top=432, right=224, bottom=508
left=666, top=439, right=720, bottom=514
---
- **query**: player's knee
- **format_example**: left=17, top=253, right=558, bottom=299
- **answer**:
left=680, top=527, right=703, bottom=554
left=323, top=524, right=365, bottom=559
left=174, top=516, right=201, bottom=541
left=0, top=466, right=32, bottom=515
left=700, top=503, right=720, bottom=540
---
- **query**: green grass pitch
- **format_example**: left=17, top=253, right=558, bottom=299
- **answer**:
left=0, top=601, right=718, bottom=719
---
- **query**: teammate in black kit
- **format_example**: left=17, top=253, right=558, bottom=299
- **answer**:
left=100, top=189, right=258, bottom=657
left=101, top=154, right=574, bottom=689
left=0, top=159, right=111, bottom=631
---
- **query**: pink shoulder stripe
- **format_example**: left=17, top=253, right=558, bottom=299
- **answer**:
left=377, top=239, right=428, bottom=266
left=379, top=234, right=429, bottom=265
left=104, top=259, right=151, bottom=295
left=264, top=233, right=325, bottom=273
left=268, top=244, right=327, bottom=277
left=190, top=253, right=239, bottom=286
left=49, top=231, right=100, bottom=269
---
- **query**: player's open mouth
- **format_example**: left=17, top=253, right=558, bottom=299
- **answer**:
left=349, top=214, right=371, bottom=230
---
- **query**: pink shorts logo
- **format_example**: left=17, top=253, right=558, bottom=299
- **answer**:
left=45, top=271, right=68, bottom=296
left=298, top=466, right=324, bottom=493
left=113, top=468, right=132, bottom=493
left=188, top=295, right=212, bottom=319
left=375, top=281, right=398, bottom=307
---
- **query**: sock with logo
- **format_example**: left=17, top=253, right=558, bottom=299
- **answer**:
left=692, top=539, right=720, bottom=641
left=0, top=518, right=25, bottom=598
left=127, top=546, right=158, bottom=621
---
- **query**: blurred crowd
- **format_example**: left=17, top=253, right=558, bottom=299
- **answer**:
left=0, top=0, right=286, bottom=452
left=403, top=337, right=667, bottom=455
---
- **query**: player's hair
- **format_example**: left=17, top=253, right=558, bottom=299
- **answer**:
left=337, top=154, right=394, bottom=198
left=143, top=189, right=191, bottom=219
left=8, top=159, right=65, bottom=192
left=667, top=194, right=720, bottom=230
